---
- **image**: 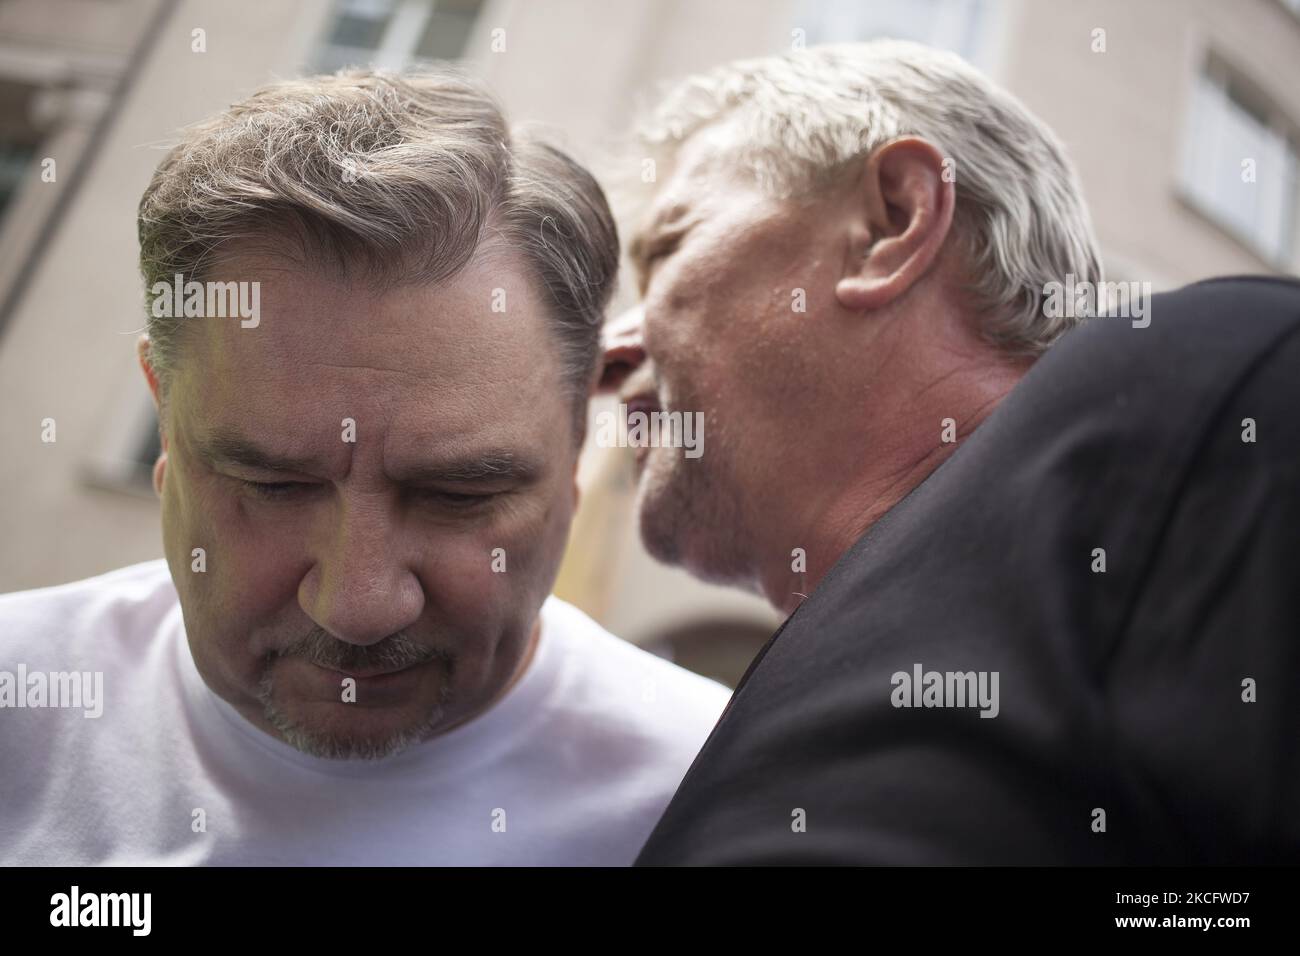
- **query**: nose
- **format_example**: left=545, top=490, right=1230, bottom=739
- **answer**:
left=300, top=496, right=425, bottom=647
left=596, top=305, right=647, bottom=396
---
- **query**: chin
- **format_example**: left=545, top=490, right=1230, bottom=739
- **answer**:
left=279, top=715, right=441, bottom=760
left=635, top=457, right=686, bottom=568
left=265, top=697, right=447, bottom=760
left=636, top=448, right=757, bottom=591
left=635, top=474, right=718, bottom=583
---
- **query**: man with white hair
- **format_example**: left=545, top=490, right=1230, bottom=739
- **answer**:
left=601, top=40, right=1300, bottom=864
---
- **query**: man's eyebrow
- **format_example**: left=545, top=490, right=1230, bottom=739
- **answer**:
left=195, top=430, right=540, bottom=485
left=393, top=451, right=542, bottom=486
left=193, top=429, right=323, bottom=473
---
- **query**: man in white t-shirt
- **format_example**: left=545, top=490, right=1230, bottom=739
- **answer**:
left=0, top=561, right=726, bottom=865
left=0, top=69, right=728, bottom=865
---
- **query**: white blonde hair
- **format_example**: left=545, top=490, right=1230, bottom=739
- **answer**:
left=635, top=39, right=1103, bottom=353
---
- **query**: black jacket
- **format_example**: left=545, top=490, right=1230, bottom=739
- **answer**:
left=635, top=276, right=1300, bottom=865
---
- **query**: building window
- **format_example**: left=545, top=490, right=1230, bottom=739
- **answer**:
left=1179, top=59, right=1299, bottom=268
left=794, top=0, right=996, bottom=70
left=0, top=140, right=35, bottom=224
left=313, top=0, right=485, bottom=73
left=0, top=78, right=43, bottom=228
left=412, top=0, right=484, bottom=63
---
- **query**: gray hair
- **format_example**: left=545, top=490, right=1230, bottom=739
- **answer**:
left=634, top=39, right=1103, bottom=353
left=138, top=68, right=618, bottom=428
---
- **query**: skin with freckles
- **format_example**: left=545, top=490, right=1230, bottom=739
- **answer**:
left=606, top=121, right=1033, bottom=615
left=139, top=239, right=581, bottom=759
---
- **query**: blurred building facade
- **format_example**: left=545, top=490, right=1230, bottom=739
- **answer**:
left=1, top=0, right=1298, bottom=685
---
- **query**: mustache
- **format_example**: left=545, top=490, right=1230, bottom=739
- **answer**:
left=271, top=628, right=453, bottom=673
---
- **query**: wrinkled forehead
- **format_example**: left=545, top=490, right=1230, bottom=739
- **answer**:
left=629, top=121, right=753, bottom=262
left=642, top=121, right=748, bottom=220
left=168, top=244, right=564, bottom=439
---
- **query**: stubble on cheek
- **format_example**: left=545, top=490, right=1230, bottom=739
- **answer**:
left=635, top=408, right=755, bottom=588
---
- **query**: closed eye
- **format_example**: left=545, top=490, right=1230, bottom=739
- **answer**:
left=638, top=240, right=679, bottom=294
left=235, top=479, right=502, bottom=509
left=419, top=490, right=499, bottom=510
left=645, top=240, right=678, bottom=269
left=239, top=479, right=314, bottom=500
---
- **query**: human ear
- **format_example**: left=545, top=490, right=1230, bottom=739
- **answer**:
left=835, top=137, right=956, bottom=313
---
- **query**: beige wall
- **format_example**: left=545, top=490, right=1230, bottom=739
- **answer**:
left=1003, top=0, right=1300, bottom=284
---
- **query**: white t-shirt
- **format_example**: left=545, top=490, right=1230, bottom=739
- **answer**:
left=0, top=559, right=729, bottom=865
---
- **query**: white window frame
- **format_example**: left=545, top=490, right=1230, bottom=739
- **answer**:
left=792, top=0, right=1005, bottom=76
left=314, top=0, right=485, bottom=72
left=1176, top=51, right=1300, bottom=271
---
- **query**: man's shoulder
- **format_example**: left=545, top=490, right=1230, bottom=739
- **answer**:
left=932, top=274, right=1300, bottom=553
left=1050, top=274, right=1300, bottom=404
left=539, top=596, right=731, bottom=744
left=1159, top=274, right=1300, bottom=311
left=0, top=558, right=174, bottom=609
left=1117, top=274, right=1299, bottom=341
left=0, top=559, right=176, bottom=651
left=1164, top=274, right=1300, bottom=319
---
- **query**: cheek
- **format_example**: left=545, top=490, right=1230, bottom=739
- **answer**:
left=179, top=540, right=295, bottom=667
left=650, top=231, right=781, bottom=361
left=162, top=459, right=258, bottom=605
left=172, top=480, right=309, bottom=613
left=415, top=487, right=575, bottom=624
left=167, top=527, right=289, bottom=696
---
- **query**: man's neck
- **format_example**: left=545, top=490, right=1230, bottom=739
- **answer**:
left=758, top=365, right=1027, bottom=616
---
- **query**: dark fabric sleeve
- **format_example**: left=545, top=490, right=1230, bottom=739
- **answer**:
left=1104, top=322, right=1300, bottom=863
left=635, top=278, right=1300, bottom=866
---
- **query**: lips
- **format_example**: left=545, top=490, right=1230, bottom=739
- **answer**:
left=337, top=667, right=408, bottom=680
left=616, top=391, right=661, bottom=468
left=320, top=663, right=416, bottom=680
left=618, top=356, right=660, bottom=413
left=623, top=392, right=661, bottom=419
